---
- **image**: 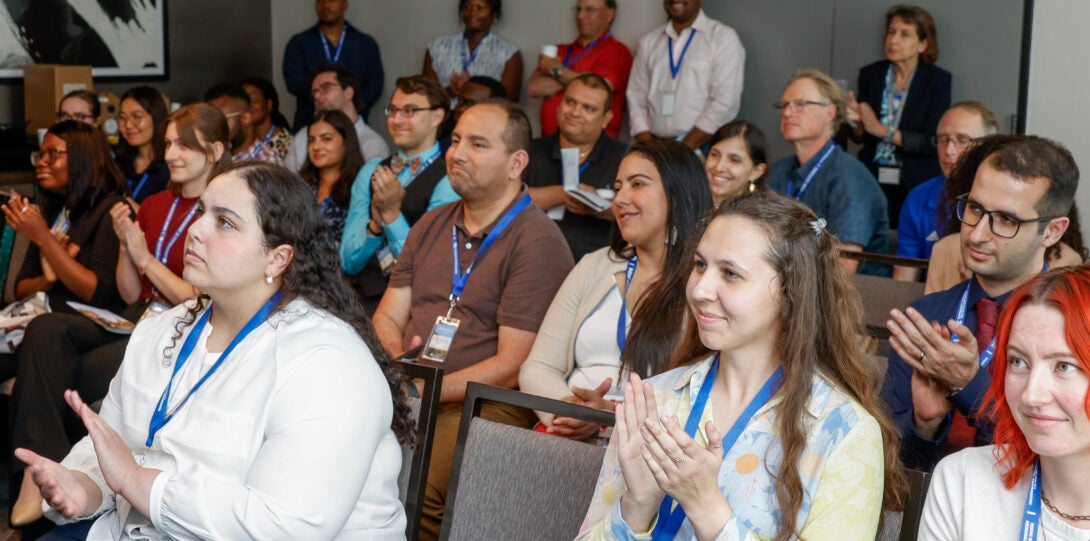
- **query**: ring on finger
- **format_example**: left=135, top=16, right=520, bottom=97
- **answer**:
left=671, top=454, right=683, bottom=464
left=918, top=351, right=926, bottom=362
left=20, top=206, right=27, bottom=213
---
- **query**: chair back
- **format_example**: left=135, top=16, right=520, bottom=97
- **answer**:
left=876, top=468, right=932, bottom=541
left=850, top=273, right=925, bottom=339
left=440, top=383, right=615, bottom=541
left=397, top=360, right=443, bottom=541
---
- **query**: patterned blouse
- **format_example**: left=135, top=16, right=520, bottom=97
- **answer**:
left=319, top=195, right=348, bottom=247
left=269, top=127, right=293, bottom=160
left=427, top=32, right=519, bottom=87
left=576, top=356, right=885, bottom=540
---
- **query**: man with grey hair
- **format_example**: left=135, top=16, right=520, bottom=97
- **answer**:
left=768, top=68, right=890, bottom=275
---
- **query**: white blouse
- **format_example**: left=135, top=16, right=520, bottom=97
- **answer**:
left=48, top=298, right=406, bottom=540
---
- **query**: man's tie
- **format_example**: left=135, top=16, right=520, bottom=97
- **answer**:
left=390, top=155, right=423, bottom=176
left=946, top=297, right=1000, bottom=450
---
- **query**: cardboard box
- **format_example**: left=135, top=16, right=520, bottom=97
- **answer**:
left=23, top=64, right=93, bottom=136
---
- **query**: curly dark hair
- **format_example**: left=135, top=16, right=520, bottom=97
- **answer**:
left=162, top=162, right=415, bottom=445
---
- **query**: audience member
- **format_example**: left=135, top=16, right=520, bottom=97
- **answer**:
left=299, top=110, right=364, bottom=247
left=341, top=76, right=459, bottom=311
left=284, top=64, right=389, bottom=173
left=768, top=68, right=890, bottom=275
left=881, top=135, right=1077, bottom=471
left=7, top=104, right=228, bottom=527
left=56, top=90, right=100, bottom=128
left=525, top=73, right=625, bottom=261
left=206, top=84, right=269, bottom=164
left=628, top=0, right=744, bottom=151
left=577, top=192, right=904, bottom=539
left=240, top=77, right=294, bottom=161
left=423, top=0, right=522, bottom=103
left=520, top=138, right=713, bottom=440
left=704, top=120, right=768, bottom=204
left=893, top=101, right=998, bottom=282
left=16, top=163, right=414, bottom=540
left=115, top=86, right=170, bottom=204
left=371, top=100, right=572, bottom=540
left=283, top=0, right=384, bottom=129
left=848, top=5, right=951, bottom=224
left=449, top=75, right=505, bottom=133
left=920, top=266, right=1090, bottom=540
left=528, top=0, right=631, bottom=138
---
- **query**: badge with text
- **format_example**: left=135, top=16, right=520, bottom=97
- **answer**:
left=421, top=315, right=460, bottom=363
left=377, top=246, right=396, bottom=275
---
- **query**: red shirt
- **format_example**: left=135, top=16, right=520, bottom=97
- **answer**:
left=540, top=34, right=632, bottom=139
left=136, top=191, right=199, bottom=300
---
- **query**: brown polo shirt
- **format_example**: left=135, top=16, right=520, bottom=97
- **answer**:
left=389, top=187, right=575, bottom=373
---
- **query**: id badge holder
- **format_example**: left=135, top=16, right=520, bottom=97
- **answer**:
left=659, top=78, right=678, bottom=117
left=377, top=246, right=396, bottom=275
left=878, top=166, right=901, bottom=186
left=421, top=315, right=459, bottom=363
left=139, top=298, right=171, bottom=323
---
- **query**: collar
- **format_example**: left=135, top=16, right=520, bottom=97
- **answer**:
left=665, top=10, right=709, bottom=39
left=966, top=275, right=1016, bottom=308
left=575, top=28, right=612, bottom=48
left=791, top=138, right=838, bottom=177
left=548, top=133, right=607, bottom=163
left=454, top=185, right=529, bottom=240
left=926, top=176, right=946, bottom=213
left=397, top=142, right=441, bottom=162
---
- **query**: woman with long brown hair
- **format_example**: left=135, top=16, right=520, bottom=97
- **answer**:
left=578, top=192, right=904, bottom=540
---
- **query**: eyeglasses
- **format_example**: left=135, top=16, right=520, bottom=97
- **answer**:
left=57, top=112, right=95, bottom=123
left=118, top=112, right=148, bottom=126
left=932, top=135, right=977, bottom=148
left=311, top=82, right=341, bottom=98
left=31, top=149, right=67, bottom=165
left=772, top=100, right=831, bottom=113
left=572, top=6, right=609, bottom=13
left=955, top=193, right=1057, bottom=239
left=384, top=104, right=442, bottom=118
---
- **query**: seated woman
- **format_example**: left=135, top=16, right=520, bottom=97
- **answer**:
left=297, top=110, right=364, bottom=245
left=519, top=138, right=713, bottom=441
left=115, top=86, right=171, bottom=204
left=16, top=162, right=415, bottom=540
left=920, top=266, right=1090, bottom=540
left=8, top=103, right=230, bottom=526
left=56, top=90, right=101, bottom=128
left=578, top=192, right=904, bottom=539
left=704, top=120, right=768, bottom=205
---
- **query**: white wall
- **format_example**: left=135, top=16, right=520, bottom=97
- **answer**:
left=1026, top=0, right=1090, bottom=225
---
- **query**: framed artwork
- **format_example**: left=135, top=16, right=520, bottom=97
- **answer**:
left=0, top=0, right=168, bottom=80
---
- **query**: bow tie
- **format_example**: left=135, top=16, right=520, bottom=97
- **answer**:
left=390, top=155, right=423, bottom=176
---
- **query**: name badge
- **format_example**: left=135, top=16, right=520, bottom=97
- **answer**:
left=878, top=166, right=901, bottom=185
left=660, top=93, right=676, bottom=117
left=377, top=246, right=396, bottom=275
left=139, top=299, right=171, bottom=323
left=421, top=315, right=460, bottom=363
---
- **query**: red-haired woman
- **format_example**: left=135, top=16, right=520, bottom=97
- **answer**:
left=921, top=265, right=1090, bottom=540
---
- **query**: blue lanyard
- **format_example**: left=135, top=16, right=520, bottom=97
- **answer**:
left=952, top=263, right=1048, bottom=368
left=651, top=357, right=784, bottom=540
left=155, top=197, right=199, bottom=265
left=461, top=33, right=488, bottom=72
left=615, top=257, right=637, bottom=354
left=1020, top=462, right=1041, bottom=541
left=667, top=29, right=697, bottom=80
left=450, top=194, right=532, bottom=301
left=130, top=173, right=150, bottom=200
left=320, top=26, right=346, bottom=63
left=564, top=31, right=611, bottom=67
left=787, top=142, right=836, bottom=200
left=578, top=161, right=591, bottom=175
left=244, top=125, right=276, bottom=161
left=146, top=292, right=281, bottom=447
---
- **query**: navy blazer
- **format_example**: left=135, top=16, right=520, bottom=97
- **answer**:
left=855, top=60, right=951, bottom=192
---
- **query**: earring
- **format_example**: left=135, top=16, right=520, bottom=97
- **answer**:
left=665, top=226, right=678, bottom=246
left=748, top=180, right=757, bottom=193
left=265, top=275, right=273, bottom=284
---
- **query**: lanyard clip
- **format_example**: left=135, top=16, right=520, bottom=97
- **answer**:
left=446, top=295, right=458, bottom=319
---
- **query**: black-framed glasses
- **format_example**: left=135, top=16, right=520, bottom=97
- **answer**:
left=310, top=82, right=341, bottom=98
left=31, top=149, right=67, bottom=165
left=955, top=193, right=1057, bottom=239
left=932, top=135, right=977, bottom=148
left=57, top=112, right=95, bottom=123
left=384, top=105, right=442, bottom=118
left=772, top=100, right=831, bottom=113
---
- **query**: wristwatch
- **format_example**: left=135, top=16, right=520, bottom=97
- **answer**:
left=551, top=66, right=563, bottom=79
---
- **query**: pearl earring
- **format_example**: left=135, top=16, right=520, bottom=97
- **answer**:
left=265, top=275, right=273, bottom=284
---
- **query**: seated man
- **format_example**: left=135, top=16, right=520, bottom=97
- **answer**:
left=892, top=101, right=998, bottom=282
left=768, top=68, right=890, bottom=275
left=372, top=99, right=573, bottom=540
left=340, top=76, right=461, bottom=311
left=204, top=83, right=256, bottom=162
left=526, top=73, right=624, bottom=261
left=881, top=134, right=1077, bottom=471
left=284, top=63, right=389, bottom=172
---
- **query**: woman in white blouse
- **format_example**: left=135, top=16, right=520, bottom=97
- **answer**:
left=16, top=162, right=415, bottom=540
left=422, top=0, right=522, bottom=102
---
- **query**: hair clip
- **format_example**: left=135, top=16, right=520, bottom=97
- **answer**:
left=809, top=218, right=827, bottom=235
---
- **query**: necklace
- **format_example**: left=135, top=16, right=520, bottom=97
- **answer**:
left=1042, top=494, right=1090, bottom=521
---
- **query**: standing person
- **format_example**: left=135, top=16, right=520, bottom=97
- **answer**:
left=768, top=68, right=890, bottom=275
left=881, top=135, right=1076, bottom=472
left=56, top=90, right=100, bottom=128
left=627, top=0, right=744, bottom=152
left=298, top=110, right=365, bottom=246
left=577, top=193, right=904, bottom=539
left=704, top=120, right=768, bottom=205
left=340, top=76, right=458, bottom=311
left=283, top=0, right=384, bottom=130
left=7, top=103, right=229, bottom=528
left=284, top=64, right=389, bottom=173
left=240, top=77, right=294, bottom=161
left=528, top=0, right=631, bottom=139
left=847, top=4, right=951, bottom=225
left=16, top=163, right=414, bottom=540
left=525, top=73, right=626, bottom=261
left=371, top=100, right=572, bottom=540
left=920, top=266, right=1090, bottom=540
left=519, top=138, right=713, bottom=440
left=115, top=86, right=170, bottom=204
left=422, top=0, right=522, bottom=103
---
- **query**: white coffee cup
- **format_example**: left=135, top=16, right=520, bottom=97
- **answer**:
left=542, top=45, right=558, bottom=58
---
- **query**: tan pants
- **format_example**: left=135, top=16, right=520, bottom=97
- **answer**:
left=417, top=400, right=535, bottom=541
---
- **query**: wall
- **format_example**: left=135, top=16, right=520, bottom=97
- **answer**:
left=0, top=0, right=271, bottom=124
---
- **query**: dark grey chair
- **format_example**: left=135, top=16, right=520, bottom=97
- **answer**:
left=850, top=273, right=926, bottom=339
left=397, top=360, right=443, bottom=541
left=439, top=382, right=615, bottom=541
left=876, top=468, right=932, bottom=541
